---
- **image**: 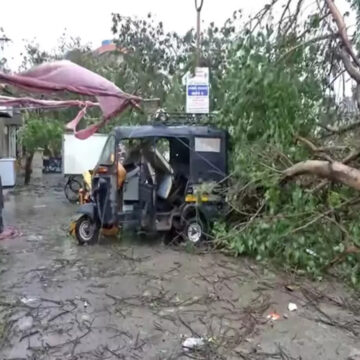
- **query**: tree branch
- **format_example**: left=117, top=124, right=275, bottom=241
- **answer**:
left=283, top=0, right=304, bottom=35
left=295, top=135, right=334, bottom=161
left=337, top=49, right=360, bottom=83
left=278, top=33, right=338, bottom=62
left=296, top=11, right=331, bottom=41
left=309, top=148, right=360, bottom=193
left=278, top=0, right=293, bottom=33
left=295, top=135, right=318, bottom=152
left=325, top=0, right=360, bottom=68
left=282, top=160, right=360, bottom=191
left=321, top=118, right=360, bottom=135
left=343, top=149, right=360, bottom=163
left=281, top=197, right=356, bottom=238
left=246, top=0, right=279, bottom=34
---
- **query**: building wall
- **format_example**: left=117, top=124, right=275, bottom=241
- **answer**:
left=0, top=118, right=5, bottom=158
left=0, top=113, right=23, bottom=158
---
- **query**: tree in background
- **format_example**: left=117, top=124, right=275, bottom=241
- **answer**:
left=18, top=115, right=62, bottom=184
left=110, top=12, right=239, bottom=116
left=4, top=38, right=97, bottom=184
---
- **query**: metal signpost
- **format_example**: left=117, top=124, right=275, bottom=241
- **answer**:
left=186, top=0, right=209, bottom=114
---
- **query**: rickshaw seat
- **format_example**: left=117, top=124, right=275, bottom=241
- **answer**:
left=123, top=166, right=140, bottom=201
left=157, top=174, right=173, bottom=199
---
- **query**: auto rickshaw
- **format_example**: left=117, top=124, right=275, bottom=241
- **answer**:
left=70, top=119, right=228, bottom=245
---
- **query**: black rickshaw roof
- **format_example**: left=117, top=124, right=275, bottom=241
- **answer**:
left=113, top=125, right=227, bottom=140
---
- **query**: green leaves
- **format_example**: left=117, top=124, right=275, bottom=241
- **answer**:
left=214, top=20, right=360, bottom=285
left=110, top=10, right=239, bottom=117
left=19, top=116, right=63, bottom=156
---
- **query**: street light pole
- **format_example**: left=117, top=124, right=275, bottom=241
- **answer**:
left=194, top=0, right=204, bottom=68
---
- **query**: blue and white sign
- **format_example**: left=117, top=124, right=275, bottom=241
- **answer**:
left=186, top=67, right=209, bottom=114
left=188, top=85, right=209, bottom=97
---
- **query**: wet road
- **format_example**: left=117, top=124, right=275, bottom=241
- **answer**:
left=0, top=175, right=360, bottom=359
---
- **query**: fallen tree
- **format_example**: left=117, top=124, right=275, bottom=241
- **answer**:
left=281, top=0, right=360, bottom=193
left=216, top=0, right=360, bottom=286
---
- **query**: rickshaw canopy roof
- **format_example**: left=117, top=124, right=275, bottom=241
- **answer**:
left=114, top=125, right=227, bottom=140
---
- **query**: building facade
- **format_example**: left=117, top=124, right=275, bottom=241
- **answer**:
left=0, top=107, right=22, bottom=158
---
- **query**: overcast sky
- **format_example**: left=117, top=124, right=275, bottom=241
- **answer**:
left=0, top=0, right=264, bottom=66
left=0, top=0, right=354, bottom=70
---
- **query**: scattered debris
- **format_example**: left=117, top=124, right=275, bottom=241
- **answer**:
left=348, top=348, right=360, bottom=360
left=182, top=337, right=205, bottom=351
left=234, top=344, right=252, bottom=355
left=285, top=284, right=299, bottom=292
left=18, top=316, right=33, bottom=331
left=267, top=312, right=281, bottom=321
left=20, top=296, right=39, bottom=306
left=81, top=313, right=91, bottom=323
left=33, top=204, right=47, bottom=208
left=0, top=226, right=21, bottom=240
left=288, top=302, right=298, bottom=312
left=27, top=235, right=43, bottom=242
left=19, top=330, right=39, bottom=342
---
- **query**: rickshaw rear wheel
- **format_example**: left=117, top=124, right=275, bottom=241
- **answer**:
left=75, top=215, right=99, bottom=245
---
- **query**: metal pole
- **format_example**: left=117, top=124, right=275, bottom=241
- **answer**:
left=194, top=0, right=204, bottom=67
left=0, top=37, right=11, bottom=49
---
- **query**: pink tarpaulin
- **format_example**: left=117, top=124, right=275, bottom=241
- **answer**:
left=0, top=96, right=99, bottom=109
left=0, top=60, right=141, bottom=139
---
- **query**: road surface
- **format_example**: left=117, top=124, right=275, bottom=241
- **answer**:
left=0, top=175, right=359, bottom=359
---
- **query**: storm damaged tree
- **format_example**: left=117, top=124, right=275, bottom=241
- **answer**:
left=214, top=0, right=360, bottom=286
left=280, top=0, right=360, bottom=188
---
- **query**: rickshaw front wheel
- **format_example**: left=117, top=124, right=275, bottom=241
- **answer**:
left=183, top=217, right=206, bottom=244
left=75, top=215, right=99, bottom=245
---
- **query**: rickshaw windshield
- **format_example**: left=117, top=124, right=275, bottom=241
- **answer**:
left=97, top=135, right=115, bottom=166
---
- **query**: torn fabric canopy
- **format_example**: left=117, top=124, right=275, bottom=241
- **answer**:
left=0, top=60, right=142, bottom=139
left=0, top=96, right=99, bottom=109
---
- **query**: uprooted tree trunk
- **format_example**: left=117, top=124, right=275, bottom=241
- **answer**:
left=282, top=160, right=360, bottom=190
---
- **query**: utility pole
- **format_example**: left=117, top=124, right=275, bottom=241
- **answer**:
left=0, top=36, right=10, bottom=49
left=195, top=0, right=204, bottom=67
left=186, top=1, right=209, bottom=115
